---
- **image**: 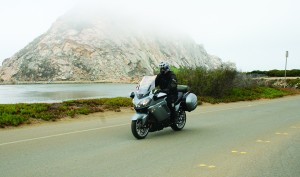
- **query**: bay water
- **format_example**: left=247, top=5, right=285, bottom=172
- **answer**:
left=0, top=83, right=137, bottom=104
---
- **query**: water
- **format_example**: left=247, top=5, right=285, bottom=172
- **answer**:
left=0, top=83, right=137, bottom=104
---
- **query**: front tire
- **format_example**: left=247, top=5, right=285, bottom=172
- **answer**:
left=171, top=109, right=186, bottom=131
left=131, top=120, right=149, bottom=139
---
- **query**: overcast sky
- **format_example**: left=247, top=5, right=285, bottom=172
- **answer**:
left=0, top=0, right=299, bottom=71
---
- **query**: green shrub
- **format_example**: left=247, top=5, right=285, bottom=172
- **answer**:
left=35, top=113, right=56, bottom=121
left=0, top=104, right=18, bottom=114
left=75, top=106, right=90, bottom=115
left=103, top=97, right=132, bottom=107
left=66, top=110, right=76, bottom=118
left=177, top=66, right=237, bottom=98
left=211, top=87, right=290, bottom=103
left=0, top=113, right=28, bottom=127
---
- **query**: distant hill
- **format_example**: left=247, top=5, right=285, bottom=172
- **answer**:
left=0, top=9, right=223, bottom=83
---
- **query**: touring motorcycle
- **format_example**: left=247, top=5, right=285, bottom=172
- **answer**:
left=129, top=76, right=198, bottom=139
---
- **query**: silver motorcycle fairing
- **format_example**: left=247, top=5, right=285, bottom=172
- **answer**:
left=131, top=113, right=148, bottom=125
left=148, top=98, right=170, bottom=122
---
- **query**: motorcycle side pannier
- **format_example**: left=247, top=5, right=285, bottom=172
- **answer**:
left=182, top=93, right=198, bottom=112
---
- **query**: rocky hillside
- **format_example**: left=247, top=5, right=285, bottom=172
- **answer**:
left=0, top=10, right=222, bottom=83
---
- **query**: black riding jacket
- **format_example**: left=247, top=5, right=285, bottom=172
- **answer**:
left=155, top=71, right=178, bottom=98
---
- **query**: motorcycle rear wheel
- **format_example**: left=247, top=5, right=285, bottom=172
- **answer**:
left=171, top=109, right=186, bottom=131
left=131, top=120, right=149, bottom=139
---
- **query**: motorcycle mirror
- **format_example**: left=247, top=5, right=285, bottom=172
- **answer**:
left=130, top=92, right=135, bottom=99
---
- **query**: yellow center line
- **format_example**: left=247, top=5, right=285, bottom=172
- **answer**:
left=256, top=139, right=271, bottom=143
left=198, top=164, right=216, bottom=169
left=208, top=165, right=216, bottom=168
left=231, top=150, right=248, bottom=155
left=275, top=132, right=288, bottom=135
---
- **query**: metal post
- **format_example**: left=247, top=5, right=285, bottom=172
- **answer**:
left=284, top=51, right=288, bottom=88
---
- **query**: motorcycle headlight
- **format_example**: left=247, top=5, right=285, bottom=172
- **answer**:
left=137, top=97, right=151, bottom=108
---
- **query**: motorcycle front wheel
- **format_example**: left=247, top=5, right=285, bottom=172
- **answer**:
left=131, top=120, right=149, bottom=139
left=171, top=109, right=186, bottom=131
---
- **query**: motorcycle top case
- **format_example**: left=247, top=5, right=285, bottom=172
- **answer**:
left=182, top=93, right=198, bottom=112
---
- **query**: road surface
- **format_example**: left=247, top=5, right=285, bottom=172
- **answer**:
left=1, top=95, right=300, bottom=177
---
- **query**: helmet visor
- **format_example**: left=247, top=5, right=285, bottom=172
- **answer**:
left=160, top=67, right=166, bottom=73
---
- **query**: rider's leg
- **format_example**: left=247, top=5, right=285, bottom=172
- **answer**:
left=167, top=96, right=176, bottom=123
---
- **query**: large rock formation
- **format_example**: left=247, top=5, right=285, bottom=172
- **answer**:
left=0, top=9, right=222, bottom=83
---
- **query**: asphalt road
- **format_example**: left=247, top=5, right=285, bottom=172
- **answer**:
left=1, top=95, right=300, bottom=177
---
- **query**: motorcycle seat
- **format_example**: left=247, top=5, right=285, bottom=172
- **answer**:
left=177, top=85, right=189, bottom=93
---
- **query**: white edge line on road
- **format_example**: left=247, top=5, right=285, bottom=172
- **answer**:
left=0, top=123, right=130, bottom=147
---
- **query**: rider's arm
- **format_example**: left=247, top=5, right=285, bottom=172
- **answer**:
left=162, top=72, right=177, bottom=94
left=155, top=73, right=161, bottom=88
left=168, top=73, right=177, bottom=91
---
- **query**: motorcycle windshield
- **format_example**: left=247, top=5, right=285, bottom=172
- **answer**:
left=136, top=76, right=156, bottom=99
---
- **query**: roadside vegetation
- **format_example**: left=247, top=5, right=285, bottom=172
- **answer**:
left=1, top=66, right=299, bottom=128
left=0, top=97, right=132, bottom=128
left=175, top=66, right=299, bottom=104
left=247, top=69, right=300, bottom=77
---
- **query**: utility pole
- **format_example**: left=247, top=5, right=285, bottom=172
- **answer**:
left=284, top=51, right=288, bottom=88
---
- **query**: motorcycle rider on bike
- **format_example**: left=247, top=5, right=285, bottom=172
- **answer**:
left=155, top=61, right=178, bottom=123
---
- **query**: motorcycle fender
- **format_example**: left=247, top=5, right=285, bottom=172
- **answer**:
left=131, top=113, right=148, bottom=125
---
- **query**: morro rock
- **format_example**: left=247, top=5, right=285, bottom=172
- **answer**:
left=0, top=9, right=222, bottom=83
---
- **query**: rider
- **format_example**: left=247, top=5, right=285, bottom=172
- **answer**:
left=155, top=61, right=178, bottom=123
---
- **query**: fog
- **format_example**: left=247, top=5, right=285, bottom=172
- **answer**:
left=1, top=0, right=299, bottom=71
left=69, top=0, right=190, bottom=35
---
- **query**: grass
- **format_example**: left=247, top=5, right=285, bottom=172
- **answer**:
left=199, top=87, right=298, bottom=104
left=0, top=97, right=132, bottom=128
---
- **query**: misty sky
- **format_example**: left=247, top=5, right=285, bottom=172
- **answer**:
left=0, top=0, right=299, bottom=72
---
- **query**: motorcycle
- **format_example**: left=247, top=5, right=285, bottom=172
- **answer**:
left=129, top=76, right=198, bottom=139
